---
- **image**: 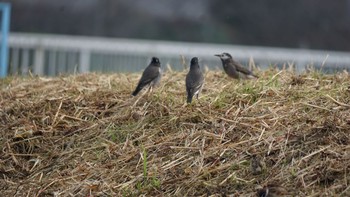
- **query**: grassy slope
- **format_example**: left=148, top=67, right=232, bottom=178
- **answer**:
left=0, top=68, right=350, bottom=196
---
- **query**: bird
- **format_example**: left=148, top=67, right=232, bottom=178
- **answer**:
left=186, top=57, right=204, bottom=103
left=132, top=57, right=161, bottom=96
left=215, top=52, right=258, bottom=79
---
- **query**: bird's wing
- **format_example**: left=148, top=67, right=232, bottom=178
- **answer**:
left=139, top=66, right=160, bottom=86
left=186, top=71, right=204, bottom=94
left=232, top=60, right=253, bottom=75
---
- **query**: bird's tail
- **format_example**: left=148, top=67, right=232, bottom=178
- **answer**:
left=247, top=73, right=259, bottom=79
left=252, top=73, right=259, bottom=78
left=132, top=84, right=143, bottom=96
left=187, top=93, right=193, bottom=103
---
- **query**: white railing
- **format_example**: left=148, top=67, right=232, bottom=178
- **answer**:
left=8, top=32, right=350, bottom=76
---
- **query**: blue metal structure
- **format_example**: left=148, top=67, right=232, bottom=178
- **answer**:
left=0, top=3, right=10, bottom=78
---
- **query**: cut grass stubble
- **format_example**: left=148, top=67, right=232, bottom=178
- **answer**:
left=1, top=68, right=350, bottom=196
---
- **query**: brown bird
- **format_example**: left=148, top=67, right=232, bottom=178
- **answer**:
left=215, top=52, right=258, bottom=79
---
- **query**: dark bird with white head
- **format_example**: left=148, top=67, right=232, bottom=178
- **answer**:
left=132, top=57, right=161, bottom=96
left=215, top=52, right=258, bottom=79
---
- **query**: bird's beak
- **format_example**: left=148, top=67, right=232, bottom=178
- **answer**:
left=214, top=54, right=221, bottom=57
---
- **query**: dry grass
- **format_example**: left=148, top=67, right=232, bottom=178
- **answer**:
left=1, top=67, right=350, bottom=196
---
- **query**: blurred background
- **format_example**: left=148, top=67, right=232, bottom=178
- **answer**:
left=2, top=0, right=350, bottom=76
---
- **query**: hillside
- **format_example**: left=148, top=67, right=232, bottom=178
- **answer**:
left=1, top=68, right=350, bottom=196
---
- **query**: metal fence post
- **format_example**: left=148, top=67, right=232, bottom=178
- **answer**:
left=79, top=50, right=90, bottom=73
left=21, top=49, right=29, bottom=75
left=0, top=3, right=10, bottom=78
left=34, top=47, right=44, bottom=75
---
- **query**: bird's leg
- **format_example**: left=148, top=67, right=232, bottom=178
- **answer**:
left=146, top=86, right=153, bottom=97
left=197, top=94, right=203, bottom=107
